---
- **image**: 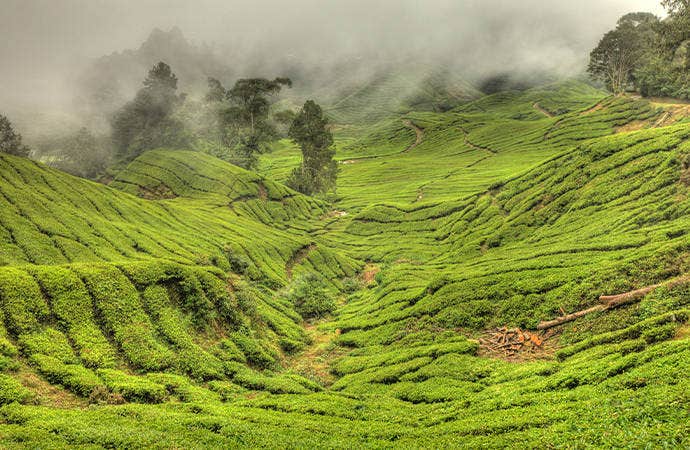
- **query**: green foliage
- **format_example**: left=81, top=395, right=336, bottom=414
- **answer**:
left=287, top=100, right=338, bottom=196
left=111, top=62, right=188, bottom=162
left=0, top=375, right=31, bottom=405
left=228, top=332, right=277, bottom=369
left=0, top=115, right=30, bottom=157
left=592, top=4, right=690, bottom=98
left=0, top=82, right=690, bottom=446
left=588, top=13, right=659, bottom=93
left=97, top=369, right=167, bottom=403
left=38, top=128, right=111, bottom=179
left=281, top=274, right=335, bottom=319
left=31, top=355, right=104, bottom=397
left=216, top=77, right=292, bottom=169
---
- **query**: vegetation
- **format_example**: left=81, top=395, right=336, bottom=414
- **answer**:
left=6, top=10, right=690, bottom=441
left=0, top=115, right=29, bottom=157
left=216, top=77, right=292, bottom=169
left=111, top=62, right=188, bottom=162
left=588, top=13, right=658, bottom=93
left=287, top=100, right=337, bottom=195
left=37, top=128, right=110, bottom=179
left=591, top=1, right=690, bottom=98
left=281, top=273, right=336, bottom=319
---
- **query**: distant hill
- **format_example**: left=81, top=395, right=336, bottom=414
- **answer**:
left=320, top=65, right=481, bottom=124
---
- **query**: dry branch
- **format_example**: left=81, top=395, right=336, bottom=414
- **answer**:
left=537, top=275, right=690, bottom=330
left=536, top=305, right=605, bottom=330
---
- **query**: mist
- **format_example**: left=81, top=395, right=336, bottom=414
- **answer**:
left=0, top=0, right=667, bottom=134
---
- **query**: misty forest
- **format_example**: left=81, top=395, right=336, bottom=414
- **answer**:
left=3, top=0, right=690, bottom=447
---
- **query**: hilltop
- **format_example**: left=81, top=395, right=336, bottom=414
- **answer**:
left=0, top=81, right=689, bottom=447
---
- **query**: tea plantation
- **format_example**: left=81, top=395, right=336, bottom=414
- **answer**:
left=0, top=81, right=689, bottom=447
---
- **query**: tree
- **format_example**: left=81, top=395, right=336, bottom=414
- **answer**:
left=286, top=101, right=337, bottom=196
left=220, top=77, right=292, bottom=169
left=44, top=128, right=110, bottom=179
left=0, top=115, right=30, bottom=157
left=111, top=62, right=187, bottom=162
left=662, top=0, right=690, bottom=15
left=205, top=77, right=227, bottom=103
left=657, top=0, right=690, bottom=52
left=588, top=13, right=659, bottom=94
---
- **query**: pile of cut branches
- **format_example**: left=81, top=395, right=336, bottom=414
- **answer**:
left=479, top=327, right=546, bottom=358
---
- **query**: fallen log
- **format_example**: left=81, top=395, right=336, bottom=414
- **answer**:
left=538, top=275, right=690, bottom=330
left=599, top=284, right=661, bottom=306
left=536, top=305, right=605, bottom=330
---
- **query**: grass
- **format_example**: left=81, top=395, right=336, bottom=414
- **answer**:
left=0, top=79, right=689, bottom=446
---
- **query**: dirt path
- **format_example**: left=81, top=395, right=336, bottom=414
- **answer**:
left=580, top=101, right=604, bottom=116
left=533, top=102, right=555, bottom=118
left=285, top=321, right=345, bottom=386
left=459, top=126, right=497, bottom=155
left=402, top=119, right=425, bottom=153
left=286, top=243, right=316, bottom=280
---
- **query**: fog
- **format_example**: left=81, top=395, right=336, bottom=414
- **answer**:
left=0, top=0, right=667, bottom=127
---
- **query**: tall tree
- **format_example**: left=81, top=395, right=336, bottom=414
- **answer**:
left=111, top=62, right=187, bottom=162
left=658, top=0, right=690, bottom=51
left=43, top=128, right=110, bottom=179
left=588, top=13, right=658, bottom=94
left=205, top=77, right=227, bottom=103
left=0, top=115, right=30, bottom=157
left=287, top=101, right=337, bottom=196
left=662, top=0, right=690, bottom=15
left=220, top=77, right=291, bottom=169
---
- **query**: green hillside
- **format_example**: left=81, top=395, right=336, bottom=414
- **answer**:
left=320, top=65, right=481, bottom=125
left=1, top=80, right=690, bottom=447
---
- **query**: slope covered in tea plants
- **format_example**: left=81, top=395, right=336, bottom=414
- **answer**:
left=1, top=82, right=690, bottom=447
left=0, top=149, right=359, bottom=418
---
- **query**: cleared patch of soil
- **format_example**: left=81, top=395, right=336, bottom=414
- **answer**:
left=615, top=120, right=650, bottom=134
left=17, top=365, right=86, bottom=408
left=402, top=119, right=425, bottom=153
left=477, top=327, right=558, bottom=362
left=533, top=102, right=555, bottom=118
left=258, top=183, right=268, bottom=201
left=361, top=264, right=380, bottom=286
left=580, top=102, right=604, bottom=115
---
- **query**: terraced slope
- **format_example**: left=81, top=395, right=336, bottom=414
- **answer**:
left=1, top=82, right=690, bottom=447
left=323, top=66, right=481, bottom=124
left=262, top=81, right=657, bottom=209
left=0, top=150, right=359, bottom=426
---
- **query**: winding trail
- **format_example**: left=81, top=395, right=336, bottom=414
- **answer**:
left=402, top=120, right=425, bottom=153
left=285, top=321, right=343, bottom=386
left=458, top=126, right=497, bottom=155
left=533, top=102, right=555, bottom=118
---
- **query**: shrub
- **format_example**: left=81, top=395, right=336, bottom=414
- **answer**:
left=282, top=274, right=336, bottom=319
left=30, top=355, right=104, bottom=397
left=0, top=375, right=31, bottom=405
left=228, top=332, right=276, bottom=369
left=97, top=369, right=167, bottom=404
left=341, top=277, right=363, bottom=294
left=225, top=249, right=251, bottom=275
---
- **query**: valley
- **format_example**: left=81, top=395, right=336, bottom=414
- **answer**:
left=0, top=80, right=689, bottom=447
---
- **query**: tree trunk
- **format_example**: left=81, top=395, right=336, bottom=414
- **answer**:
left=536, top=305, right=606, bottom=330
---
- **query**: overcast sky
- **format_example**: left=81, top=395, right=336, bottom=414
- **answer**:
left=0, top=0, right=668, bottom=111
